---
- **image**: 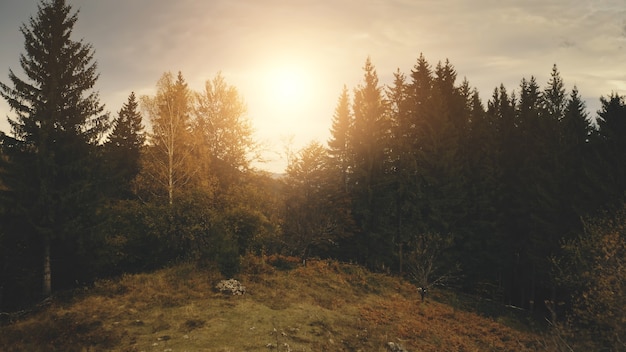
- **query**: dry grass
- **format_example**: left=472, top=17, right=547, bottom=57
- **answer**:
left=0, top=256, right=546, bottom=351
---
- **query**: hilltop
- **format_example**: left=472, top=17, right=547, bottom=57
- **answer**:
left=0, top=256, right=551, bottom=351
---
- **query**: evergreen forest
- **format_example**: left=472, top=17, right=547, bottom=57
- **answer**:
left=1, top=0, right=625, bottom=349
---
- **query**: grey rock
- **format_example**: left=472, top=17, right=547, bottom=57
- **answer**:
left=215, top=279, right=246, bottom=295
left=387, top=341, right=409, bottom=352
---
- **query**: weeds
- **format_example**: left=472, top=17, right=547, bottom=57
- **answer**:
left=0, top=257, right=548, bottom=351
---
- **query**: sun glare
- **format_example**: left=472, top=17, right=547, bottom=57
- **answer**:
left=275, top=71, right=300, bottom=100
left=250, top=57, right=328, bottom=171
left=265, top=65, right=313, bottom=110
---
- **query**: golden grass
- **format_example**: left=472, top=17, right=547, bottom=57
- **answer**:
left=0, top=256, right=546, bottom=351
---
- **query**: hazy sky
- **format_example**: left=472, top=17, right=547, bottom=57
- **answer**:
left=1, top=0, right=626, bottom=172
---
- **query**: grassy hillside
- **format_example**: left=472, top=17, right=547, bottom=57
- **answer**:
left=0, top=256, right=550, bottom=351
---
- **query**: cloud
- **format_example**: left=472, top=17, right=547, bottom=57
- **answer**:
left=3, top=0, right=626, bottom=171
left=66, top=0, right=626, bottom=141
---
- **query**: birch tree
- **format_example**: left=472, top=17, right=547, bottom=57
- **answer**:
left=141, top=72, right=195, bottom=205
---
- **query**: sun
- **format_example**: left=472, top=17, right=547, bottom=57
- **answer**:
left=264, top=65, right=313, bottom=110
left=275, top=70, right=300, bottom=101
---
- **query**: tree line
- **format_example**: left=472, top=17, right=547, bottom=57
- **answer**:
left=0, top=0, right=625, bottom=349
left=288, top=56, right=625, bottom=348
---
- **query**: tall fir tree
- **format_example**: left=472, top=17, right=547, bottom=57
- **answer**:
left=386, top=68, right=419, bottom=273
left=541, top=64, right=567, bottom=122
left=560, top=88, right=598, bottom=215
left=283, top=142, right=352, bottom=258
left=423, top=60, right=467, bottom=233
left=594, top=93, right=626, bottom=209
left=327, top=85, right=352, bottom=192
left=105, top=92, right=145, bottom=199
left=0, top=0, right=109, bottom=297
left=487, top=84, right=522, bottom=304
left=349, top=57, right=390, bottom=267
left=408, top=53, right=433, bottom=115
left=463, top=83, right=507, bottom=289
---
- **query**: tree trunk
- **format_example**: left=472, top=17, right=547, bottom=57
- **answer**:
left=399, top=242, right=404, bottom=275
left=43, top=235, right=51, bottom=297
left=168, top=142, right=174, bottom=206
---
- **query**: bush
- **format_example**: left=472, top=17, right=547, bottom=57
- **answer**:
left=266, top=254, right=301, bottom=270
left=214, top=236, right=241, bottom=278
left=556, top=204, right=626, bottom=350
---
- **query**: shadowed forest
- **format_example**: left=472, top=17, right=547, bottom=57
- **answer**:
left=1, top=1, right=625, bottom=350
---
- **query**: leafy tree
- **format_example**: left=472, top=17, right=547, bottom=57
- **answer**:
left=0, top=0, right=109, bottom=297
left=556, top=205, right=626, bottom=350
left=224, top=171, right=283, bottom=255
left=193, top=72, right=255, bottom=188
left=406, top=232, right=456, bottom=290
left=193, top=73, right=277, bottom=263
left=140, top=72, right=196, bottom=205
left=104, top=92, right=145, bottom=199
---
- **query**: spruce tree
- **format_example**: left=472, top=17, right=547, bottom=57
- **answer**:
left=327, top=85, right=352, bottom=192
left=421, top=60, right=467, bottom=233
left=560, top=88, right=598, bottom=215
left=283, top=142, right=352, bottom=258
left=409, top=53, right=433, bottom=114
left=386, top=69, right=417, bottom=273
left=105, top=92, right=145, bottom=199
left=541, top=64, right=567, bottom=122
left=349, top=57, right=390, bottom=267
left=594, top=93, right=626, bottom=208
left=464, top=84, right=506, bottom=288
left=0, top=0, right=109, bottom=297
left=487, top=84, right=521, bottom=304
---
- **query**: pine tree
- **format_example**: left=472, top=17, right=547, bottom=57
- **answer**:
left=463, top=84, right=507, bottom=288
left=561, top=87, right=591, bottom=148
left=386, top=68, right=417, bottom=273
left=407, top=53, right=433, bottom=150
left=0, top=0, right=109, bottom=297
left=541, top=64, right=567, bottom=122
left=409, top=53, right=433, bottom=115
left=416, top=59, right=466, bottom=234
left=105, top=92, right=145, bottom=199
left=487, top=84, right=522, bottom=304
left=560, top=88, right=598, bottom=215
left=327, top=85, right=352, bottom=192
left=349, top=57, right=390, bottom=267
left=283, top=142, right=352, bottom=258
left=594, top=93, right=626, bottom=208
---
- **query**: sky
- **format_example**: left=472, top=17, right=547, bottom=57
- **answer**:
left=1, top=0, right=626, bottom=173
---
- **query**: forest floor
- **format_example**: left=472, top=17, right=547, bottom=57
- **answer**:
left=0, top=256, right=559, bottom=351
